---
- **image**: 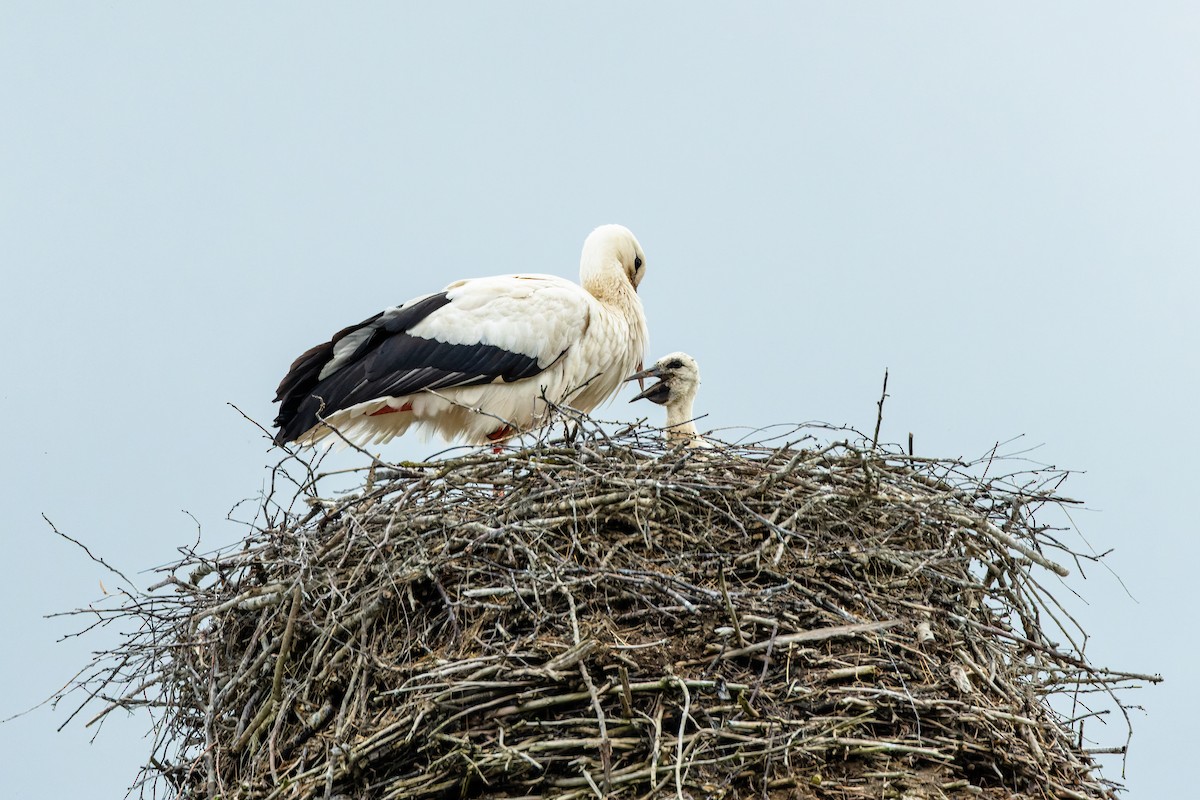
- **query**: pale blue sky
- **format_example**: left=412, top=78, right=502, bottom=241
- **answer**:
left=2, top=4, right=1196, bottom=797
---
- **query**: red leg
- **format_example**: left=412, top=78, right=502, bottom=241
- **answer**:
left=487, top=425, right=514, bottom=453
left=368, top=401, right=414, bottom=417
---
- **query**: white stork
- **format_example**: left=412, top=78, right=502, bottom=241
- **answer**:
left=626, top=352, right=713, bottom=448
left=272, top=225, right=649, bottom=447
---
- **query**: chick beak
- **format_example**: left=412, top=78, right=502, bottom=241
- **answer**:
left=625, top=365, right=670, bottom=405
left=626, top=364, right=659, bottom=390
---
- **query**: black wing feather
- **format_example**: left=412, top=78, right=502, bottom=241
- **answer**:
left=272, top=292, right=550, bottom=444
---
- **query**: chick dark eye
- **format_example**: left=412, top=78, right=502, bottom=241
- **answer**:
left=666, top=359, right=684, bottom=369
left=634, top=256, right=643, bottom=270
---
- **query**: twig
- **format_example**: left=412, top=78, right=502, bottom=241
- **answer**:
left=42, top=514, right=136, bottom=592
left=871, top=368, right=889, bottom=451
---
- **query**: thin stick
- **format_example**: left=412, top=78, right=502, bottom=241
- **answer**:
left=871, top=368, right=889, bottom=451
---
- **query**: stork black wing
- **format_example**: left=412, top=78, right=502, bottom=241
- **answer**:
left=272, top=292, right=549, bottom=445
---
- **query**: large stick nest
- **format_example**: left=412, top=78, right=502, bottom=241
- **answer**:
left=62, top=420, right=1157, bottom=799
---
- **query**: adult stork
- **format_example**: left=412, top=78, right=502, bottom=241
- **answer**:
left=626, top=352, right=713, bottom=448
left=272, top=225, right=649, bottom=447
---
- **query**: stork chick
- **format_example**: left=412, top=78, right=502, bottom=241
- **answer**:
left=626, top=352, right=712, bottom=448
left=273, top=225, right=649, bottom=448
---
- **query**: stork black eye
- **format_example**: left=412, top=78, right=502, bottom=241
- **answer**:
left=634, top=256, right=643, bottom=270
left=666, top=359, right=684, bottom=369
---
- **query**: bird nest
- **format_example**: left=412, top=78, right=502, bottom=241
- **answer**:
left=59, top=419, right=1156, bottom=799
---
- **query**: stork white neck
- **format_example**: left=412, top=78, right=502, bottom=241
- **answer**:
left=662, top=393, right=706, bottom=447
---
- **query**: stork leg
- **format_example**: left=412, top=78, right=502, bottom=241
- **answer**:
left=367, top=401, right=414, bottom=417
left=487, top=425, right=514, bottom=455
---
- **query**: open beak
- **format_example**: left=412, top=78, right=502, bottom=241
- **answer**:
left=625, top=365, right=670, bottom=405
left=625, top=364, right=659, bottom=391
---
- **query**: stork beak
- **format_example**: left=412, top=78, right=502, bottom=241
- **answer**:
left=625, top=365, right=670, bottom=405
left=625, top=364, right=660, bottom=391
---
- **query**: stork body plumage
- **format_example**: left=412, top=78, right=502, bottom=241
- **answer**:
left=272, top=225, right=649, bottom=447
left=627, top=352, right=712, bottom=448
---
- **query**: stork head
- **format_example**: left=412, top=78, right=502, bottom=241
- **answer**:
left=579, top=224, right=647, bottom=292
left=625, top=352, right=701, bottom=408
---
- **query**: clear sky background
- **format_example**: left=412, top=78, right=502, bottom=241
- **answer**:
left=2, top=3, right=1195, bottom=797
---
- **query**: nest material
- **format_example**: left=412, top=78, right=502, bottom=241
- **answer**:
left=64, top=421, right=1156, bottom=799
